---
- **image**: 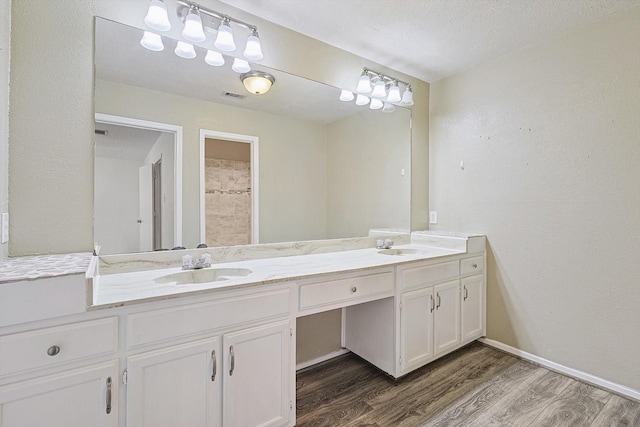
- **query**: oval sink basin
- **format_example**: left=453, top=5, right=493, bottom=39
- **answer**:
left=155, top=268, right=252, bottom=285
left=378, top=248, right=428, bottom=256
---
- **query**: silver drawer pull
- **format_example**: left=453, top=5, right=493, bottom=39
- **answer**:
left=436, top=293, right=441, bottom=309
left=464, top=286, right=468, bottom=301
left=430, top=294, right=435, bottom=313
left=47, top=345, right=61, bottom=356
left=351, top=286, right=357, bottom=293
left=229, top=345, right=235, bottom=376
left=472, top=263, right=478, bottom=268
left=106, top=377, right=112, bottom=414
left=211, top=350, right=217, bottom=382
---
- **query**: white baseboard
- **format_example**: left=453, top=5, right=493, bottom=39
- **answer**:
left=296, top=349, right=350, bottom=371
left=479, top=338, right=640, bottom=402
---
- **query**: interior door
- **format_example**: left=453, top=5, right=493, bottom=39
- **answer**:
left=139, top=164, right=153, bottom=252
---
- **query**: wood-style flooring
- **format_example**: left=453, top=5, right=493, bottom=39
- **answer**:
left=295, top=342, right=640, bottom=426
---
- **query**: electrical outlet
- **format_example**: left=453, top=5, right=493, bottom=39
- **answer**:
left=429, top=211, right=438, bottom=225
left=1, top=213, right=8, bottom=243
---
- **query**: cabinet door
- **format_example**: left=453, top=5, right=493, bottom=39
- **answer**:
left=126, top=337, right=221, bottom=427
left=434, top=280, right=461, bottom=356
left=223, top=320, right=291, bottom=427
left=400, top=287, right=434, bottom=373
left=461, top=275, right=485, bottom=343
left=0, top=360, right=118, bottom=427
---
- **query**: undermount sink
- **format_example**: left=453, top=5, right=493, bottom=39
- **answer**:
left=378, top=248, right=428, bottom=256
left=155, top=268, right=253, bottom=285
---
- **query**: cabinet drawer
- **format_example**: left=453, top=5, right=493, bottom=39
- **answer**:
left=299, top=269, right=394, bottom=313
left=461, top=256, right=484, bottom=276
left=0, top=317, right=119, bottom=377
left=400, top=261, right=459, bottom=291
left=128, top=288, right=290, bottom=348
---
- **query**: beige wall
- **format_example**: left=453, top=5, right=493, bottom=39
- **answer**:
left=8, top=0, right=428, bottom=256
left=326, top=108, right=411, bottom=238
left=429, top=8, right=640, bottom=390
left=0, top=0, right=9, bottom=259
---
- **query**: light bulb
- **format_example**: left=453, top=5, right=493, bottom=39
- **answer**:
left=174, top=41, right=196, bottom=59
left=401, top=86, right=414, bottom=106
left=356, top=74, right=371, bottom=93
left=369, top=98, right=383, bottom=110
left=205, top=50, right=225, bottom=66
left=140, top=31, right=164, bottom=51
left=144, top=0, right=171, bottom=32
left=382, top=102, right=396, bottom=113
left=355, top=94, right=370, bottom=106
left=232, top=58, right=251, bottom=73
left=339, top=90, right=354, bottom=102
left=387, top=83, right=401, bottom=103
left=243, top=30, right=263, bottom=61
left=214, top=19, right=236, bottom=52
left=371, top=80, right=387, bottom=98
left=182, top=7, right=206, bottom=43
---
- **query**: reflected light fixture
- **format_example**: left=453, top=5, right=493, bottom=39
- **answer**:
left=232, top=58, right=251, bottom=73
left=241, top=71, right=275, bottom=95
left=174, top=41, right=196, bottom=59
left=340, top=67, right=415, bottom=113
left=182, top=5, right=206, bottom=43
left=140, top=31, right=164, bottom=51
left=205, top=50, right=225, bottom=66
left=339, top=90, right=354, bottom=102
left=143, top=0, right=264, bottom=61
left=144, top=0, right=171, bottom=31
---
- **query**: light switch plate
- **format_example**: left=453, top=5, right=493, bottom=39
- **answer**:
left=1, top=213, right=8, bottom=243
left=429, top=211, right=438, bottom=225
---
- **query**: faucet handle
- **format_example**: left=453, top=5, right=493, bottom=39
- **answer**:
left=384, top=239, right=394, bottom=248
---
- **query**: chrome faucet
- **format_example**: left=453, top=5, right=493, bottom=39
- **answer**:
left=376, top=239, right=394, bottom=249
left=182, top=253, right=212, bottom=270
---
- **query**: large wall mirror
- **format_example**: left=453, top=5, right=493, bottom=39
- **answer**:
left=94, top=17, right=411, bottom=255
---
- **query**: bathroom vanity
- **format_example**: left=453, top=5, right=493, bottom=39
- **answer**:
left=0, top=232, right=485, bottom=427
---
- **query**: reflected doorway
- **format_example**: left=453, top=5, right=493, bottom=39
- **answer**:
left=200, top=130, right=259, bottom=247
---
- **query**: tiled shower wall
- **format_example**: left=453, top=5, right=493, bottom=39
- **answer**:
left=205, top=158, right=251, bottom=246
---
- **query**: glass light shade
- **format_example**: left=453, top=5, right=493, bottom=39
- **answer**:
left=401, top=87, right=414, bottom=105
left=355, top=94, right=370, bottom=106
left=241, top=71, right=275, bottom=95
left=243, top=34, right=263, bottom=61
left=232, top=58, right=251, bottom=73
left=339, top=90, right=354, bottom=102
left=214, top=21, right=236, bottom=52
left=356, top=74, right=371, bottom=93
left=382, top=102, right=396, bottom=113
left=182, top=10, right=206, bottom=43
left=144, top=0, right=171, bottom=31
left=387, top=84, right=402, bottom=103
left=174, top=41, right=196, bottom=59
left=140, top=31, right=164, bottom=51
left=371, top=80, right=387, bottom=98
left=369, top=98, right=383, bottom=110
left=205, top=50, right=225, bottom=66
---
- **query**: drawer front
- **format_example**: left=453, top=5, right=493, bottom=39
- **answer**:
left=400, top=261, right=459, bottom=291
left=299, top=269, right=394, bottom=313
left=461, top=256, right=484, bottom=276
left=0, top=317, right=119, bottom=377
left=128, top=288, right=290, bottom=348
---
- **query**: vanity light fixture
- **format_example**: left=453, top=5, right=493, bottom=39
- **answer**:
left=143, top=0, right=264, bottom=61
left=241, top=71, right=275, bottom=95
left=140, top=31, right=164, bottom=51
left=340, top=67, right=415, bottom=112
left=205, top=50, right=225, bottom=66
left=232, top=58, right=251, bottom=73
left=339, top=90, right=354, bottom=102
left=174, top=41, right=196, bottom=59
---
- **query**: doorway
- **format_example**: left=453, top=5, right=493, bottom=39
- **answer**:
left=200, top=130, right=259, bottom=246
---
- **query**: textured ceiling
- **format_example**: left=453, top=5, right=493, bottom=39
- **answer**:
left=219, top=0, right=640, bottom=82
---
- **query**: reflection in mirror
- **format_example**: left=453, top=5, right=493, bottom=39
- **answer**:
left=94, top=114, right=183, bottom=255
left=95, top=17, right=411, bottom=254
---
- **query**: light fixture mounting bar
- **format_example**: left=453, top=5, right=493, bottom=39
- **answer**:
left=176, top=0, right=258, bottom=32
left=362, top=67, right=410, bottom=87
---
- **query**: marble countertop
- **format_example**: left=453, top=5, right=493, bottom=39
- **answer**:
left=0, top=253, right=93, bottom=284
left=92, top=244, right=466, bottom=308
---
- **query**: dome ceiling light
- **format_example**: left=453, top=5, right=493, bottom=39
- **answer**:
left=240, top=71, right=276, bottom=95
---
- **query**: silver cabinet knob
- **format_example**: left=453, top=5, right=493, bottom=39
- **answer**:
left=351, top=286, right=357, bottom=293
left=472, top=263, right=478, bottom=268
left=47, top=345, right=61, bottom=356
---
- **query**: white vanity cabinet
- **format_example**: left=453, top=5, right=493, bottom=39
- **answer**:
left=460, top=256, right=486, bottom=344
left=0, top=317, right=120, bottom=427
left=124, top=286, right=294, bottom=427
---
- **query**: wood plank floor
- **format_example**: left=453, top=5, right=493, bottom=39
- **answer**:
left=295, top=342, right=640, bottom=426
